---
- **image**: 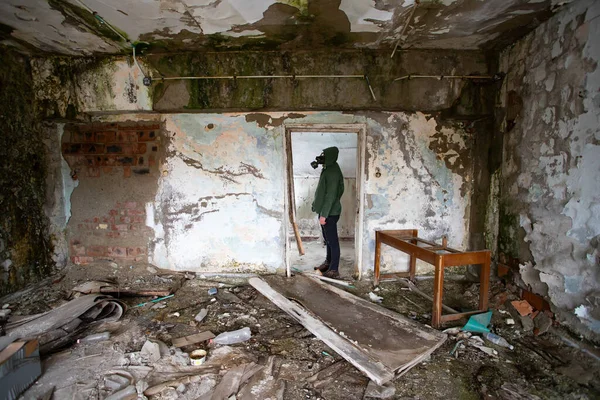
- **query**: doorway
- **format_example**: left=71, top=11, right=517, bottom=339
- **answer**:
left=284, top=124, right=366, bottom=279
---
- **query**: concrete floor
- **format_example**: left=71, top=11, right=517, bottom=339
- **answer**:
left=289, top=238, right=355, bottom=278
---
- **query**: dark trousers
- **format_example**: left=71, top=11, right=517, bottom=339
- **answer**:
left=320, top=215, right=340, bottom=271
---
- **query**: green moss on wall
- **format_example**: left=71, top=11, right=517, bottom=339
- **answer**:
left=498, top=199, right=520, bottom=259
left=0, top=47, right=55, bottom=295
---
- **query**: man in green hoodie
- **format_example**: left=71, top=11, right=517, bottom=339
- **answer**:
left=311, top=146, right=345, bottom=279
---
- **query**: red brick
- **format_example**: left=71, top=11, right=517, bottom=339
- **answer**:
left=87, top=167, right=100, bottom=178
left=107, top=247, right=127, bottom=257
left=124, top=166, right=131, bottom=178
left=87, top=245, right=107, bottom=256
left=106, top=232, right=120, bottom=238
left=128, top=209, right=145, bottom=216
left=113, top=224, right=129, bottom=231
left=116, top=131, right=138, bottom=143
left=106, top=144, right=124, bottom=154
left=71, top=242, right=86, bottom=256
left=149, top=154, right=157, bottom=167
left=521, top=289, right=551, bottom=311
left=72, top=131, right=96, bottom=143
left=122, top=202, right=138, bottom=209
left=131, top=216, right=145, bottom=224
left=102, top=167, right=113, bottom=174
left=95, top=131, right=117, bottom=143
left=138, top=130, right=157, bottom=142
left=127, top=247, right=147, bottom=257
left=109, top=209, right=118, bottom=216
left=81, top=144, right=105, bottom=154
left=71, top=256, right=94, bottom=265
left=138, top=156, right=145, bottom=166
left=63, top=143, right=82, bottom=154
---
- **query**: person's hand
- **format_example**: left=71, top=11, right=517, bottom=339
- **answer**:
left=319, top=216, right=326, bottom=225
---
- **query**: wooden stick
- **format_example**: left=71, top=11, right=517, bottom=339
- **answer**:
left=398, top=278, right=459, bottom=314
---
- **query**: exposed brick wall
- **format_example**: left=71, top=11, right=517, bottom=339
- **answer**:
left=63, top=122, right=162, bottom=266
left=62, top=123, right=159, bottom=179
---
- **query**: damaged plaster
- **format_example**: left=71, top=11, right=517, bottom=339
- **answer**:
left=0, top=0, right=569, bottom=54
left=90, top=111, right=478, bottom=277
left=498, top=0, right=600, bottom=339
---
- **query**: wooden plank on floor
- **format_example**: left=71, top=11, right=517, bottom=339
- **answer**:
left=249, top=277, right=394, bottom=385
left=262, top=275, right=447, bottom=376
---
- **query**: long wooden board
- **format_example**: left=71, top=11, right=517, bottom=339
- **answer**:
left=253, top=275, right=447, bottom=379
left=249, top=277, right=394, bottom=385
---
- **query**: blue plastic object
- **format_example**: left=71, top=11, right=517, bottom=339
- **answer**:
left=462, top=311, right=492, bottom=333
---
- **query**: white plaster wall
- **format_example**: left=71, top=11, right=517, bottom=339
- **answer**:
left=91, top=111, right=474, bottom=277
left=498, top=0, right=600, bottom=338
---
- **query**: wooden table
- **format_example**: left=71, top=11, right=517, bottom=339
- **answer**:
left=374, top=229, right=491, bottom=328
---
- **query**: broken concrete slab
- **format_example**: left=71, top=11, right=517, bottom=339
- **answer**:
left=534, top=312, right=552, bottom=336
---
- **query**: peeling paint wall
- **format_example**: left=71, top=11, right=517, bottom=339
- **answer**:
left=31, top=50, right=492, bottom=116
left=78, top=111, right=477, bottom=277
left=497, top=0, right=600, bottom=340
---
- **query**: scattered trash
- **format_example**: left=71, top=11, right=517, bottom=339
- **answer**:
left=506, top=318, right=515, bottom=325
left=443, top=327, right=462, bottom=335
left=195, top=308, right=208, bottom=323
left=176, top=383, right=186, bottom=393
left=208, top=288, right=218, bottom=296
left=140, top=340, right=161, bottom=363
left=468, top=336, right=498, bottom=357
left=170, top=312, right=181, bottom=317
left=214, top=327, right=252, bottom=345
left=0, top=308, right=11, bottom=319
left=190, top=349, right=207, bottom=365
left=463, top=311, right=492, bottom=333
left=173, top=331, right=215, bottom=347
left=322, top=351, right=333, bottom=358
left=483, top=332, right=514, bottom=350
left=133, top=294, right=174, bottom=308
left=146, top=266, right=157, bottom=274
left=450, top=340, right=464, bottom=357
left=104, top=385, right=136, bottom=400
left=77, top=331, right=110, bottom=344
left=151, top=303, right=167, bottom=310
left=103, top=371, right=133, bottom=392
left=368, top=292, right=383, bottom=303
left=0, top=339, right=41, bottom=400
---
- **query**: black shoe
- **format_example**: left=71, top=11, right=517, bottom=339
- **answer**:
left=323, top=270, right=340, bottom=279
left=314, top=262, right=329, bottom=273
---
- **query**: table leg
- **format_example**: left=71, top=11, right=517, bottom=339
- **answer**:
left=431, top=256, right=444, bottom=329
left=409, top=239, right=417, bottom=282
left=374, top=232, right=382, bottom=286
left=479, top=253, right=491, bottom=310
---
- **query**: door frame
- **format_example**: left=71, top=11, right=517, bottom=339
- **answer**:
left=283, top=123, right=367, bottom=280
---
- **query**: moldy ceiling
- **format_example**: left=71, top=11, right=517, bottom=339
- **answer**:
left=0, top=0, right=573, bottom=55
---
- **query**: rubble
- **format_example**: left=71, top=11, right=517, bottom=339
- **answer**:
left=0, top=262, right=596, bottom=400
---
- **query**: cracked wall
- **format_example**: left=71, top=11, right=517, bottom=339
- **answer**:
left=497, top=0, right=600, bottom=339
left=81, top=111, right=478, bottom=276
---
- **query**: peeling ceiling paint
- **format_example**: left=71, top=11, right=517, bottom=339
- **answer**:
left=0, top=0, right=571, bottom=55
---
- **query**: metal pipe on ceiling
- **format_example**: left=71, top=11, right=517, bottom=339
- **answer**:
left=391, top=0, right=419, bottom=58
left=393, top=74, right=495, bottom=81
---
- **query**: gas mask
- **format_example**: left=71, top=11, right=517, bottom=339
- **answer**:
left=310, top=153, right=325, bottom=169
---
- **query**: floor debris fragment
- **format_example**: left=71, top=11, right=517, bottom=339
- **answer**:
left=0, top=262, right=596, bottom=399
